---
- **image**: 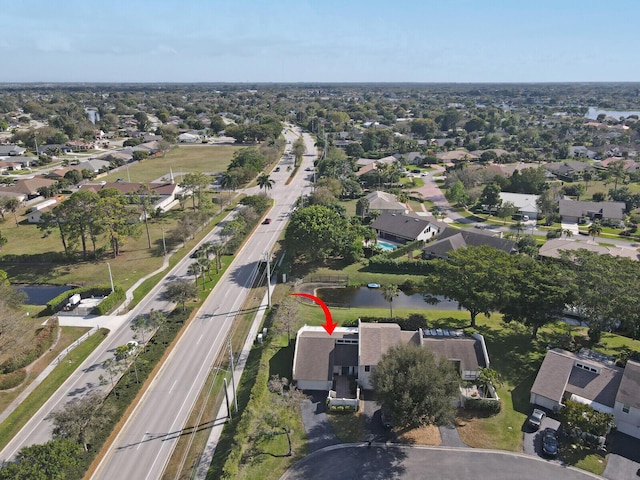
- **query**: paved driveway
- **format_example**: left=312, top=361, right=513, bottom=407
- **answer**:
left=604, top=432, right=640, bottom=480
left=523, top=415, right=561, bottom=459
left=300, top=391, right=339, bottom=452
left=281, top=444, right=604, bottom=480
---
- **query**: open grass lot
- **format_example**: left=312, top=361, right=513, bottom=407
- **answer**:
left=101, top=145, right=241, bottom=183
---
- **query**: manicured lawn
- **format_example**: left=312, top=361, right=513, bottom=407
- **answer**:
left=303, top=258, right=426, bottom=287
left=326, top=409, right=367, bottom=443
left=101, top=145, right=242, bottom=183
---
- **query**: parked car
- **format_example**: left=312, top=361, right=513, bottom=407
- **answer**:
left=527, top=408, right=546, bottom=430
left=542, top=428, right=558, bottom=457
left=380, top=409, right=393, bottom=429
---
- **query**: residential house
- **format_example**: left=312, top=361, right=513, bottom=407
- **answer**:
left=498, top=192, right=540, bottom=219
left=78, top=159, right=111, bottom=173
left=66, top=140, right=95, bottom=152
left=394, top=152, right=424, bottom=165
left=27, top=198, right=59, bottom=223
left=543, top=161, right=595, bottom=182
left=0, top=161, right=23, bottom=172
left=569, top=146, right=598, bottom=159
left=36, top=144, right=73, bottom=156
left=530, top=349, right=640, bottom=439
left=46, top=166, right=86, bottom=180
left=436, top=150, right=479, bottom=164
left=558, top=199, right=626, bottom=224
left=79, top=181, right=183, bottom=212
left=0, top=145, right=26, bottom=157
left=363, top=191, right=408, bottom=215
left=178, top=132, right=200, bottom=143
left=371, top=212, right=441, bottom=244
left=2, top=177, right=57, bottom=199
left=538, top=238, right=639, bottom=262
left=293, top=321, right=490, bottom=393
left=422, top=227, right=516, bottom=259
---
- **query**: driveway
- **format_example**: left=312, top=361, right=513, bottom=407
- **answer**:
left=523, top=414, right=561, bottom=459
left=300, top=391, right=340, bottom=452
left=361, top=390, right=396, bottom=442
left=603, top=432, right=640, bottom=480
left=281, top=444, right=604, bottom=480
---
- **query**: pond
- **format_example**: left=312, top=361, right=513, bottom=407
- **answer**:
left=16, top=285, right=73, bottom=305
left=586, top=107, right=640, bottom=120
left=315, top=286, right=460, bottom=310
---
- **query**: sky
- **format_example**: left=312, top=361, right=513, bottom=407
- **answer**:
left=1, top=0, right=639, bottom=83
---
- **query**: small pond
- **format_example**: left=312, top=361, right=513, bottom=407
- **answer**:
left=316, top=286, right=459, bottom=310
left=16, top=285, right=74, bottom=305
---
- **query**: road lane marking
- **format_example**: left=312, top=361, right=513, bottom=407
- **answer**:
left=169, top=380, right=177, bottom=394
left=196, top=334, right=203, bottom=345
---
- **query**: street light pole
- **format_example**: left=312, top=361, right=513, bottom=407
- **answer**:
left=223, top=378, right=232, bottom=420
left=161, top=227, right=167, bottom=256
left=106, top=262, right=114, bottom=293
left=228, top=339, right=238, bottom=413
left=264, top=252, right=272, bottom=308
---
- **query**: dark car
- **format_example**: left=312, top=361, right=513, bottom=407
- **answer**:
left=527, top=408, right=546, bottom=430
left=262, top=218, right=272, bottom=225
left=542, top=428, right=558, bottom=457
left=189, top=248, right=201, bottom=258
left=380, top=409, right=393, bottom=429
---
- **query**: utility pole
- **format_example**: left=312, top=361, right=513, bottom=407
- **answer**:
left=161, top=227, right=167, bottom=256
left=264, top=252, right=272, bottom=308
left=223, top=378, right=232, bottom=420
left=106, top=262, right=114, bottom=293
left=228, top=339, right=238, bottom=413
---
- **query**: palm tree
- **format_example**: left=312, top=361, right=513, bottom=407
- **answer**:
left=382, top=284, right=400, bottom=319
left=257, top=173, right=275, bottom=194
left=588, top=220, right=602, bottom=240
left=187, top=262, right=203, bottom=288
left=220, top=172, right=239, bottom=200
left=562, top=228, right=574, bottom=239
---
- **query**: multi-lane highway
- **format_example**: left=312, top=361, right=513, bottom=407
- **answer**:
left=0, top=127, right=317, bottom=480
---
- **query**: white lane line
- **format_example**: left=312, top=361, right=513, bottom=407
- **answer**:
left=136, top=433, right=147, bottom=450
left=169, top=380, right=177, bottom=394
left=196, top=334, right=204, bottom=345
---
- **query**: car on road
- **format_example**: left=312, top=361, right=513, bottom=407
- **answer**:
left=262, top=218, right=272, bottom=224
left=305, top=167, right=312, bottom=171
left=527, top=408, right=546, bottom=430
left=274, top=166, right=280, bottom=172
left=189, top=248, right=201, bottom=258
left=411, top=169, right=421, bottom=173
left=542, top=428, right=559, bottom=457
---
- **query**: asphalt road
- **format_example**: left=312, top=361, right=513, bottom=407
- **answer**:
left=281, top=444, right=604, bottom=480
left=0, top=126, right=315, bottom=480
left=91, top=127, right=315, bottom=479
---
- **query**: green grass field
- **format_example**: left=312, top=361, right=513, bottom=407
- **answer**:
left=101, top=145, right=242, bottom=183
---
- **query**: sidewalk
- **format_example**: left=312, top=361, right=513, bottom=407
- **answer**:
left=193, top=277, right=274, bottom=479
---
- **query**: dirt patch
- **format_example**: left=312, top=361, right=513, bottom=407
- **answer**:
left=397, top=424, right=441, bottom=445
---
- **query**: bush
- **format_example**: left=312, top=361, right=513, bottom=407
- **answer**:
left=464, top=397, right=502, bottom=414
left=0, top=368, right=27, bottom=390
left=368, top=256, right=434, bottom=274
left=45, top=285, right=113, bottom=315
left=0, top=319, right=58, bottom=374
left=92, top=287, right=125, bottom=315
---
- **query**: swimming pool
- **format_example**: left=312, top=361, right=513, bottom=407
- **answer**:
left=377, top=239, right=399, bottom=251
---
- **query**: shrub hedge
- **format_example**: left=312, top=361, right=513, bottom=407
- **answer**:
left=0, top=368, right=27, bottom=390
left=44, top=285, right=112, bottom=316
left=93, top=287, right=125, bottom=315
left=367, top=256, right=434, bottom=274
left=464, top=397, right=502, bottom=414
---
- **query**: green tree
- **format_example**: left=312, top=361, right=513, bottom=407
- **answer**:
left=496, top=201, right=518, bottom=224
left=162, top=279, right=197, bottom=311
left=355, top=197, right=369, bottom=218
left=132, top=150, right=149, bottom=162
left=97, top=189, right=138, bottom=257
left=0, top=230, right=6, bottom=251
left=588, top=220, right=602, bottom=239
left=181, top=171, right=210, bottom=210
left=479, top=183, right=502, bottom=214
left=425, top=246, right=513, bottom=327
left=501, top=256, right=575, bottom=339
left=382, top=284, right=400, bottom=319
left=2, top=197, right=20, bottom=228
left=0, top=439, right=82, bottom=480
left=560, top=399, right=614, bottom=437
left=49, top=392, right=114, bottom=452
left=257, top=173, right=275, bottom=193
left=372, top=343, right=460, bottom=429
left=220, top=171, right=240, bottom=199
left=292, top=136, right=306, bottom=167
left=445, top=180, right=468, bottom=206
left=134, top=111, right=149, bottom=131
left=128, top=184, right=159, bottom=249
left=284, top=205, right=354, bottom=261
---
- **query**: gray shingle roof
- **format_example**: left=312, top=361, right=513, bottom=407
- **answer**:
left=617, top=360, right=640, bottom=408
left=422, top=337, right=486, bottom=373
left=530, top=349, right=576, bottom=403
left=371, top=212, right=433, bottom=241
left=422, top=227, right=515, bottom=257
left=293, top=330, right=359, bottom=382
left=559, top=199, right=626, bottom=221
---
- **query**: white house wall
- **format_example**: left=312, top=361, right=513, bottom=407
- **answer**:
left=614, top=401, right=640, bottom=439
left=296, top=380, right=332, bottom=391
left=530, top=393, right=560, bottom=411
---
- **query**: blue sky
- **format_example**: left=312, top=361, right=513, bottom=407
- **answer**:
left=1, top=0, right=639, bottom=83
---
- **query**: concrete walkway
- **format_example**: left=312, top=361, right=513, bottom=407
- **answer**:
left=438, top=424, right=468, bottom=448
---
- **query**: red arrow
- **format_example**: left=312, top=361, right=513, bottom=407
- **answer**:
left=290, top=293, right=338, bottom=335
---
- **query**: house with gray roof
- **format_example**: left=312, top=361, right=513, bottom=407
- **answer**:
left=422, top=227, right=516, bottom=259
left=0, top=145, right=26, bottom=156
left=558, top=199, right=626, bottom=224
left=363, top=190, right=407, bottom=215
left=530, top=349, right=640, bottom=438
left=543, top=161, right=596, bottom=182
left=498, top=192, right=539, bottom=219
left=371, top=212, right=440, bottom=244
left=293, top=321, right=489, bottom=392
